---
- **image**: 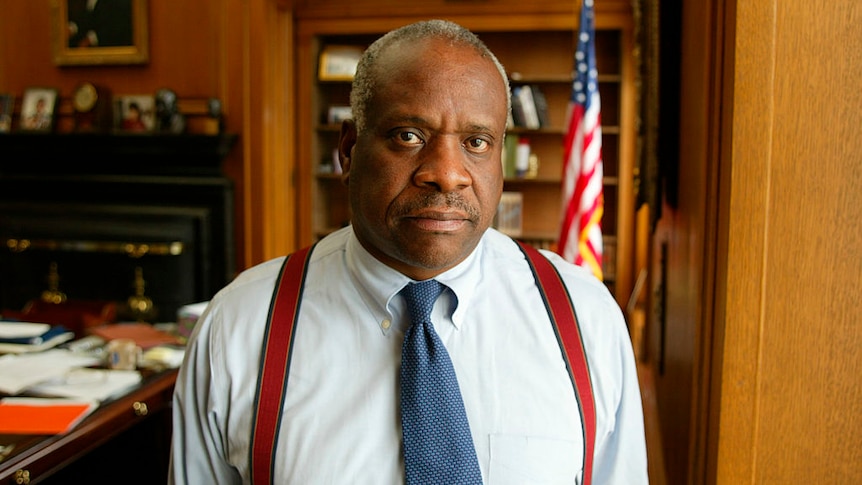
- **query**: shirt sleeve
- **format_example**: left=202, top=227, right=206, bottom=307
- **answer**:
left=169, top=304, right=243, bottom=485
left=591, top=295, right=649, bottom=483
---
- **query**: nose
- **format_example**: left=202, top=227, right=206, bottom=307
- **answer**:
left=413, top=136, right=472, bottom=192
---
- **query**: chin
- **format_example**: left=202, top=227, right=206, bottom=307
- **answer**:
left=394, top=233, right=478, bottom=272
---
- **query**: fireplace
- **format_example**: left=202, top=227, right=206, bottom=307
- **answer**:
left=0, top=133, right=237, bottom=325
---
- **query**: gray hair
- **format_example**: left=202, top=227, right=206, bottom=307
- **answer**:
left=349, top=19, right=511, bottom=134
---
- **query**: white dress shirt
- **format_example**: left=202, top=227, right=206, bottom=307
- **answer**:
left=169, top=226, right=648, bottom=484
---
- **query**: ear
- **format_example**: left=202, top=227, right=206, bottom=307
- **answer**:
left=338, top=119, right=357, bottom=186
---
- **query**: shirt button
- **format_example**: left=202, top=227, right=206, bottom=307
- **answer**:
left=381, top=319, right=391, bottom=330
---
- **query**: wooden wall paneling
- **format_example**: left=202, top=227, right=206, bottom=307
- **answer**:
left=715, top=0, right=862, bottom=483
left=648, top=0, right=721, bottom=482
left=0, top=0, right=255, bottom=269
left=293, top=0, right=635, bottom=22
left=294, top=33, right=317, bottom=245
left=0, top=2, right=224, bottom=98
left=712, top=0, right=769, bottom=481
left=615, top=13, right=637, bottom=310
left=236, top=0, right=297, bottom=266
left=653, top=0, right=862, bottom=483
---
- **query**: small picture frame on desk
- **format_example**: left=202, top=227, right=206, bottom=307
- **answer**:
left=318, top=45, right=365, bottom=81
left=0, top=94, right=13, bottom=133
left=51, top=0, right=149, bottom=66
left=114, top=95, right=155, bottom=132
left=19, top=87, right=59, bottom=132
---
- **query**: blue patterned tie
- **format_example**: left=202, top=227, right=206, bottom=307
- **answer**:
left=400, top=280, right=483, bottom=484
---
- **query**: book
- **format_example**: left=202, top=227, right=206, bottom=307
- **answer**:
left=530, top=85, right=551, bottom=128
left=88, top=322, right=181, bottom=350
left=0, top=397, right=98, bottom=434
left=494, top=192, right=524, bottom=237
left=0, top=323, right=75, bottom=354
left=502, top=134, right=520, bottom=178
left=514, top=85, right=541, bottom=129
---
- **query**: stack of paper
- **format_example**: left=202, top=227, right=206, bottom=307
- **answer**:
left=28, top=368, right=142, bottom=402
left=0, top=349, right=144, bottom=435
left=0, top=349, right=101, bottom=395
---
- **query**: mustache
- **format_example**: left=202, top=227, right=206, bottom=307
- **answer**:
left=395, top=193, right=481, bottom=221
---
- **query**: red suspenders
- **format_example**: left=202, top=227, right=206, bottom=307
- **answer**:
left=250, top=241, right=597, bottom=485
left=517, top=242, right=597, bottom=485
left=249, top=244, right=313, bottom=485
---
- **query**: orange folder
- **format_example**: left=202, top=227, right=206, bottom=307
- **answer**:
left=0, top=398, right=97, bottom=434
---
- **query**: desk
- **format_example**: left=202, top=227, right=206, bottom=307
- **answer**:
left=0, top=369, right=176, bottom=485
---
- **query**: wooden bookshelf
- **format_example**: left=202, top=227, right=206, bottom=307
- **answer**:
left=294, top=0, right=637, bottom=306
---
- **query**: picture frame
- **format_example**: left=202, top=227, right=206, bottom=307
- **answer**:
left=318, top=45, right=365, bottom=81
left=327, top=105, right=353, bottom=125
left=114, top=95, right=155, bottom=132
left=19, top=88, right=59, bottom=132
left=0, top=94, right=13, bottom=133
left=51, top=0, right=149, bottom=66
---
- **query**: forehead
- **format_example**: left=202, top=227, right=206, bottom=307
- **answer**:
left=369, top=38, right=508, bottom=123
left=376, top=37, right=496, bottom=80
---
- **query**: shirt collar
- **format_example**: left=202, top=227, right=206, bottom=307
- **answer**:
left=344, top=227, right=488, bottom=333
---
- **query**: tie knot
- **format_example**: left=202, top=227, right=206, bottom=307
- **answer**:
left=401, top=280, right=444, bottom=324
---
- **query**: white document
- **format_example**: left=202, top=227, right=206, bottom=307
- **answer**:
left=0, top=349, right=102, bottom=395
left=29, top=368, right=142, bottom=402
left=0, top=321, right=50, bottom=339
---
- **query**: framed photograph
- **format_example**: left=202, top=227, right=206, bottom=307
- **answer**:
left=318, top=45, right=365, bottom=81
left=51, top=0, right=149, bottom=66
left=114, top=95, right=155, bottom=132
left=327, top=105, right=353, bottom=125
left=19, top=88, right=59, bottom=132
left=0, top=94, right=13, bottom=133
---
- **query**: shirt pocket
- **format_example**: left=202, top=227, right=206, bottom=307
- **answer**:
left=488, top=433, right=583, bottom=485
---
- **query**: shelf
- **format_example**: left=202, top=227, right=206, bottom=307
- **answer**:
left=0, top=132, right=238, bottom=176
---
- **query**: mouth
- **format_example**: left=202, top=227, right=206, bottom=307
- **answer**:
left=404, top=208, right=472, bottom=232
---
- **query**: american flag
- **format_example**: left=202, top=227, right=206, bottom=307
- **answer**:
left=558, top=0, right=604, bottom=280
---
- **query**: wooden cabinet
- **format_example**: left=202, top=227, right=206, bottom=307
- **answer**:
left=294, top=0, right=637, bottom=305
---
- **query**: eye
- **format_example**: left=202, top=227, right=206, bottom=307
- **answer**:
left=465, top=136, right=491, bottom=153
left=393, top=130, right=424, bottom=146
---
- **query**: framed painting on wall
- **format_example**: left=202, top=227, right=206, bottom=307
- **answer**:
left=51, top=0, right=149, bottom=66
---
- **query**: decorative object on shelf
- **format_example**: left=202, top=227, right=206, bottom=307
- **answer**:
left=114, top=94, right=155, bottom=133
left=72, top=82, right=113, bottom=132
left=206, top=97, right=224, bottom=134
left=41, top=261, right=68, bottom=305
left=126, top=266, right=156, bottom=322
left=0, top=94, right=13, bottom=133
left=154, top=88, right=186, bottom=134
left=19, top=87, right=59, bottom=132
left=318, top=45, right=365, bottom=81
left=51, top=0, right=149, bottom=66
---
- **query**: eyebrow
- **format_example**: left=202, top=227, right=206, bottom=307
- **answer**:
left=385, top=115, right=497, bottom=135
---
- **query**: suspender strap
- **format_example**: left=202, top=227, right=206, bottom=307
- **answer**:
left=249, top=245, right=314, bottom=485
left=251, top=242, right=596, bottom=485
left=517, top=241, right=596, bottom=485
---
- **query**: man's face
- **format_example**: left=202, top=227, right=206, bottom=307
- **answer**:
left=339, top=38, right=508, bottom=280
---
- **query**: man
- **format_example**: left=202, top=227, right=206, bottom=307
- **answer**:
left=170, top=19, right=648, bottom=484
left=67, top=0, right=133, bottom=48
